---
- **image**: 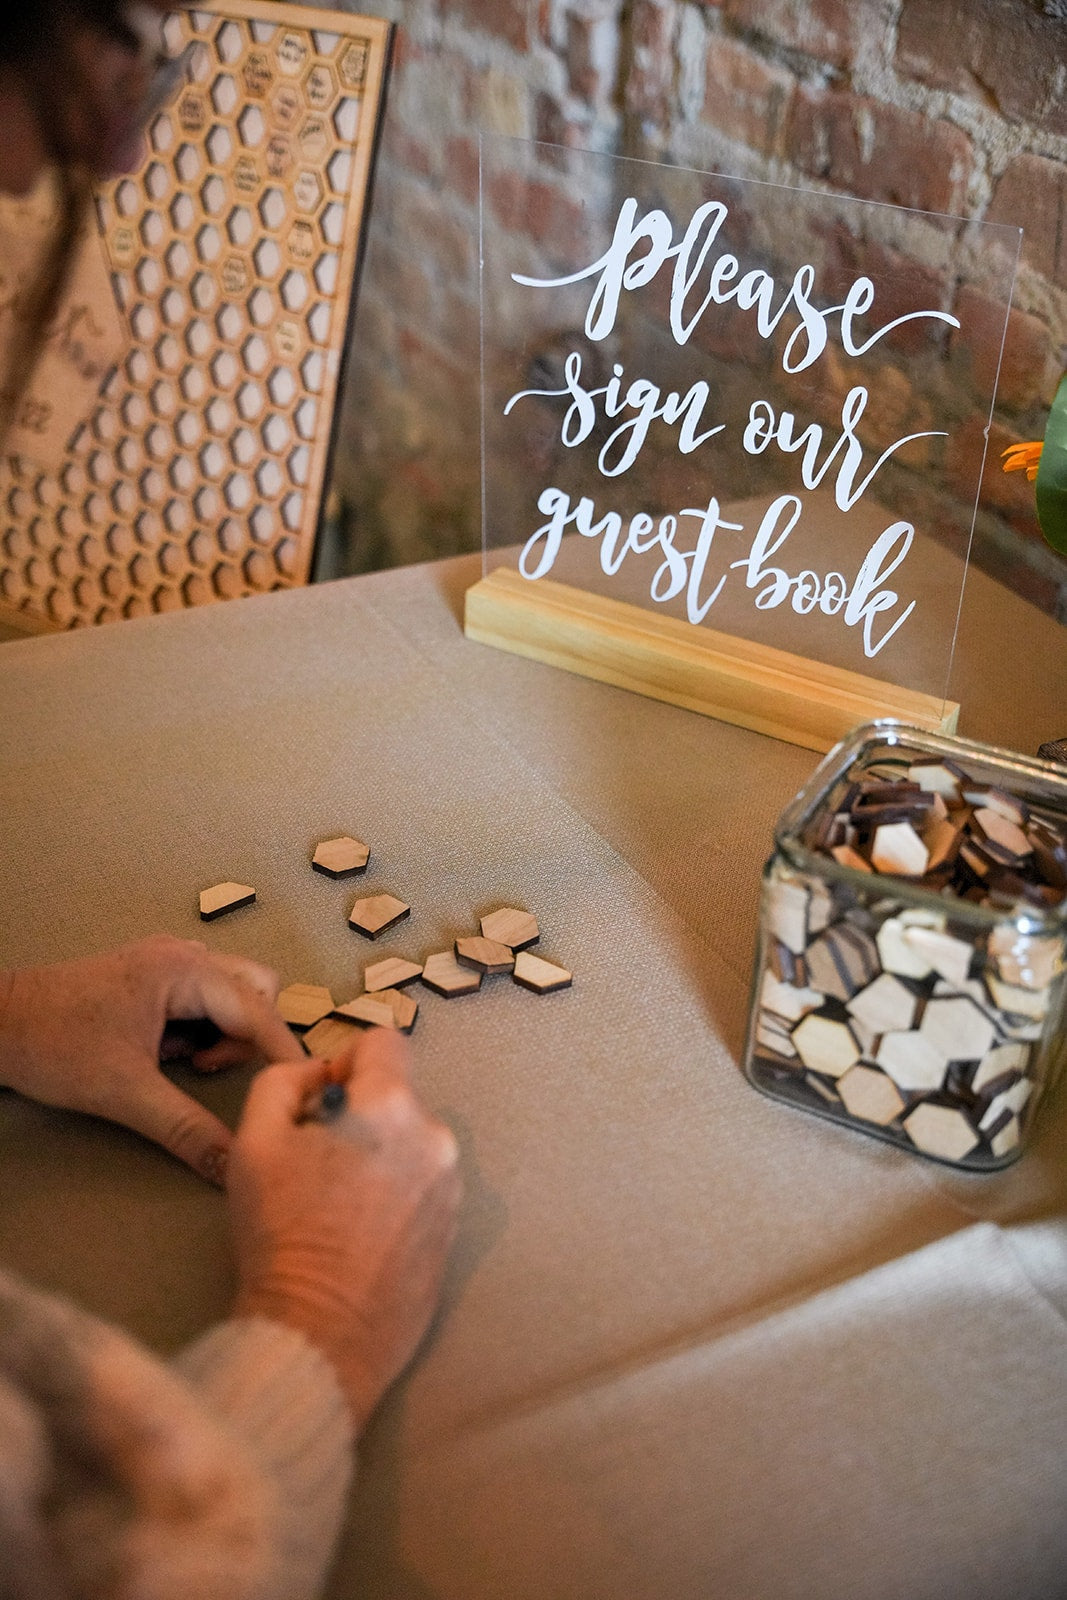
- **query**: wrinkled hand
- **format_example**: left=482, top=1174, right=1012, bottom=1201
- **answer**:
left=0, top=935, right=299, bottom=1184
left=227, top=1031, right=462, bottom=1430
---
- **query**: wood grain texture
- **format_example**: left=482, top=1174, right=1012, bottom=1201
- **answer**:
left=455, top=935, right=515, bottom=973
left=312, top=836, right=371, bottom=877
left=363, top=956, right=422, bottom=991
left=302, top=1014, right=361, bottom=1058
left=464, top=568, right=959, bottom=753
left=349, top=893, right=410, bottom=939
left=0, top=2, right=392, bottom=633
left=479, top=907, right=539, bottom=951
left=512, top=951, right=573, bottom=994
left=421, top=951, right=482, bottom=997
left=333, top=993, right=398, bottom=1029
left=277, top=981, right=334, bottom=1027
left=198, top=880, right=255, bottom=919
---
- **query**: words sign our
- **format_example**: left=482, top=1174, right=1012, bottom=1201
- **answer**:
left=477, top=138, right=1021, bottom=719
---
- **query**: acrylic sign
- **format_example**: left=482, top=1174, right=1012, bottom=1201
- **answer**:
left=477, top=138, right=1021, bottom=714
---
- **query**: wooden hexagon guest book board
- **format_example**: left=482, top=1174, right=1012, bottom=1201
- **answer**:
left=466, top=136, right=1024, bottom=751
left=0, top=1, right=392, bottom=633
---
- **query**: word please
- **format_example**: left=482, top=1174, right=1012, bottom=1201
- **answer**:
left=520, top=488, right=916, bottom=658
left=514, top=196, right=959, bottom=374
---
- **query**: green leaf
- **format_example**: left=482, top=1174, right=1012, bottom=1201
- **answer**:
left=1036, top=371, right=1067, bottom=555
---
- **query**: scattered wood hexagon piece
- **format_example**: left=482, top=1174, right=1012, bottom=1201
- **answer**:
left=846, top=972, right=918, bottom=1036
left=333, top=994, right=399, bottom=1030
left=902, top=925, right=974, bottom=987
left=455, top=936, right=515, bottom=974
left=302, top=1015, right=361, bottom=1059
left=760, top=971, right=823, bottom=1022
left=971, top=1041, right=1029, bottom=1095
left=907, top=761, right=963, bottom=803
left=903, top=1102, right=980, bottom=1162
left=756, top=1012, right=798, bottom=1059
left=837, top=1065, right=906, bottom=1126
left=349, top=893, right=410, bottom=940
left=363, top=956, right=422, bottom=991
left=513, top=951, right=572, bottom=994
left=978, top=1077, right=1032, bottom=1132
left=990, top=1116, right=1022, bottom=1158
left=479, top=907, right=539, bottom=951
left=277, top=982, right=335, bottom=1029
left=804, top=924, right=879, bottom=1002
left=875, top=1029, right=948, bottom=1092
left=312, top=835, right=370, bottom=877
left=767, top=878, right=810, bottom=954
left=919, top=995, right=997, bottom=1062
left=876, top=916, right=934, bottom=980
left=369, top=987, right=419, bottom=1033
left=199, top=881, right=255, bottom=920
left=830, top=844, right=872, bottom=872
left=421, top=951, right=483, bottom=997
left=973, top=807, right=1033, bottom=862
left=791, top=1014, right=860, bottom=1078
left=871, top=820, right=930, bottom=876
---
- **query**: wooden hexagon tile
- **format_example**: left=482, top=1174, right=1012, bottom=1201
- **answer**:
left=312, top=836, right=370, bottom=878
left=199, top=881, right=255, bottom=920
left=349, top=893, right=410, bottom=940
left=421, top=951, right=483, bottom=998
left=513, top=951, right=572, bottom=994
left=455, top=936, right=514, bottom=974
left=480, top=907, right=539, bottom=951
left=363, top=956, right=422, bottom=991
left=277, top=982, right=334, bottom=1029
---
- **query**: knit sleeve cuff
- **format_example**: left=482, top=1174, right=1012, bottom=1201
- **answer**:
left=176, top=1318, right=356, bottom=1600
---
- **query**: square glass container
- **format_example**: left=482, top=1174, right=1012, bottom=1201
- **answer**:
left=744, top=722, right=1067, bottom=1169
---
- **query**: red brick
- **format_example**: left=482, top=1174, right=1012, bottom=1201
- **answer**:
left=380, top=126, right=435, bottom=184
left=628, top=0, right=676, bottom=125
left=897, top=0, right=1067, bottom=138
left=391, top=185, right=478, bottom=291
left=566, top=15, right=602, bottom=102
left=443, top=137, right=481, bottom=210
left=952, top=286, right=1052, bottom=412
left=786, top=89, right=974, bottom=215
left=816, top=226, right=954, bottom=357
left=535, top=91, right=571, bottom=148
left=702, top=35, right=794, bottom=155
left=987, top=155, right=1067, bottom=293
left=452, top=0, right=534, bottom=52
left=722, top=0, right=868, bottom=70
left=486, top=170, right=595, bottom=263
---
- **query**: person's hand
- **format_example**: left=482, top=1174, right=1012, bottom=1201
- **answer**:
left=226, top=1031, right=462, bottom=1431
left=0, top=935, right=299, bottom=1184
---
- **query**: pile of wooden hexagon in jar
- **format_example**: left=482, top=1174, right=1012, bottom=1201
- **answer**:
left=752, top=756, right=1067, bottom=1167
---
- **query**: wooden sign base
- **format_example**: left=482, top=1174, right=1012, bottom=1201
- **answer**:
left=464, top=567, right=960, bottom=753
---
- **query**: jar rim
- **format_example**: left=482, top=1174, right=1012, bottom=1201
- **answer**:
left=773, top=719, right=1067, bottom=936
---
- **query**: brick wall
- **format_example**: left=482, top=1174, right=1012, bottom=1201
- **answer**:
left=327, top=0, right=1067, bottom=616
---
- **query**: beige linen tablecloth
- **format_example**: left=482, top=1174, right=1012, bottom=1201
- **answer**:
left=0, top=551, right=1066, bottom=1599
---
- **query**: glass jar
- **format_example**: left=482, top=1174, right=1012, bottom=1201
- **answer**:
left=744, top=721, right=1067, bottom=1169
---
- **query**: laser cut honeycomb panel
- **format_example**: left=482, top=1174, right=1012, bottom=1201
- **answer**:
left=0, top=1, right=391, bottom=631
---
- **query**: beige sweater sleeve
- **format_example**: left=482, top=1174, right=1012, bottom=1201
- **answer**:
left=175, top=1319, right=356, bottom=1600
left=0, top=1270, right=354, bottom=1600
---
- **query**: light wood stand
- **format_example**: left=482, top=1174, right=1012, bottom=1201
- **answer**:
left=464, top=566, right=960, bottom=752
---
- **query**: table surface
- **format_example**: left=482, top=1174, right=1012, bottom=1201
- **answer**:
left=1, top=548, right=1066, bottom=1600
